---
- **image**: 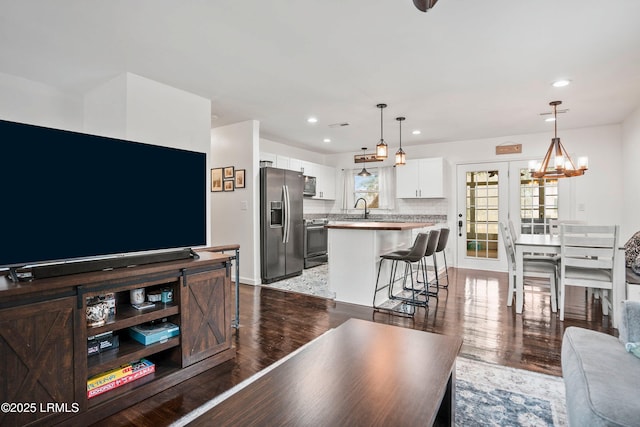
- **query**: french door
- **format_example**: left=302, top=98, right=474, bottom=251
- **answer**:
left=456, top=163, right=509, bottom=271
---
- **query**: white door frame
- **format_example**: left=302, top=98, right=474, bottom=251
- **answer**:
left=456, top=162, right=509, bottom=272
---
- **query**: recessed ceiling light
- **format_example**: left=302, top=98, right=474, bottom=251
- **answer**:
left=412, top=130, right=421, bottom=135
left=323, top=138, right=331, bottom=143
left=307, top=117, right=318, bottom=123
left=552, top=79, right=571, bottom=88
left=545, top=117, right=556, bottom=122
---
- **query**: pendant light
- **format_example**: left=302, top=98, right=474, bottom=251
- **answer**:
left=375, top=103, right=388, bottom=159
left=395, top=117, right=406, bottom=166
left=529, top=101, right=588, bottom=179
left=357, top=147, right=371, bottom=177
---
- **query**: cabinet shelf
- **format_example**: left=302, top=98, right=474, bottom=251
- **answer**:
left=87, top=358, right=180, bottom=408
left=87, top=335, right=180, bottom=377
left=87, top=303, right=179, bottom=336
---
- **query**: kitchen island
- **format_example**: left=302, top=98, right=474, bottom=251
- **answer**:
left=326, top=221, right=434, bottom=306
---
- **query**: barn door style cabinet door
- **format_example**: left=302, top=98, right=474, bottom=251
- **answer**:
left=396, top=157, right=446, bottom=198
left=0, top=296, right=81, bottom=427
left=181, top=264, right=232, bottom=366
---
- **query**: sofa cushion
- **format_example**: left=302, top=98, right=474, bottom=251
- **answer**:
left=618, top=300, right=640, bottom=344
left=562, top=327, right=640, bottom=427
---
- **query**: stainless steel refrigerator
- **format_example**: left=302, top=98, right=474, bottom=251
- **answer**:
left=260, top=167, right=304, bottom=283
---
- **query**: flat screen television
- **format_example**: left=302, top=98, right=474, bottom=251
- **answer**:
left=0, top=119, right=207, bottom=276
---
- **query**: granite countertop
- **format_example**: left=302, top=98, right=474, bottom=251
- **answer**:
left=325, top=222, right=434, bottom=231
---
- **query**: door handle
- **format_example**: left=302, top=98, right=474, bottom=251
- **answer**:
left=458, top=220, right=463, bottom=237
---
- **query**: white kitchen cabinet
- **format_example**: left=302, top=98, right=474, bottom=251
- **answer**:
left=314, top=164, right=336, bottom=200
left=299, top=161, right=335, bottom=200
left=260, top=152, right=277, bottom=165
left=396, top=157, right=446, bottom=198
left=276, top=155, right=290, bottom=170
left=289, top=158, right=303, bottom=172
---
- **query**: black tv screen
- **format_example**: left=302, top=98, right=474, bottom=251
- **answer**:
left=0, top=119, right=207, bottom=268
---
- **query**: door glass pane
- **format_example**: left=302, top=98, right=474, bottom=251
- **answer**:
left=465, top=170, right=499, bottom=259
left=519, top=168, right=558, bottom=234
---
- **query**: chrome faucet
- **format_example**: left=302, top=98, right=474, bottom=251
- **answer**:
left=354, top=197, right=369, bottom=219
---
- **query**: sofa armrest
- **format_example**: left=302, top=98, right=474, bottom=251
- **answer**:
left=618, top=300, right=640, bottom=344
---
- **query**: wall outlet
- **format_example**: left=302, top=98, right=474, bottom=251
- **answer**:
left=241, top=201, right=248, bottom=211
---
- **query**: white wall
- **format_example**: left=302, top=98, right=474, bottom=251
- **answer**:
left=211, top=120, right=260, bottom=285
left=0, top=71, right=82, bottom=130
left=622, top=106, right=640, bottom=241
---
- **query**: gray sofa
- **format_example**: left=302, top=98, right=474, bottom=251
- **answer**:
left=562, top=301, right=640, bottom=427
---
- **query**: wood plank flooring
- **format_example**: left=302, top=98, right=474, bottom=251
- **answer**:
left=91, top=267, right=616, bottom=427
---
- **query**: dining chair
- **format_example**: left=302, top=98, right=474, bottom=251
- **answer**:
left=559, top=224, right=619, bottom=321
left=550, top=219, right=586, bottom=236
left=510, top=218, right=560, bottom=265
left=500, top=222, right=558, bottom=311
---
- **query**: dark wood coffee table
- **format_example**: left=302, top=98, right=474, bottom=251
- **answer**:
left=191, top=318, right=463, bottom=426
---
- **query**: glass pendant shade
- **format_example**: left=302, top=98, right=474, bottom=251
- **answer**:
left=530, top=101, right=587, bottom=179
left=375, top=103, right=388, bottom=159
left=395, top=116, right=407, bottom=166
left=376, top=140, right=388, bottom=159
left=395, top=147, right=406, bottom=166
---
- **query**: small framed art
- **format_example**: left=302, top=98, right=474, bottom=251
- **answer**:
left=211, top=168, right=223, bottom=192
left=224, top=180, right=235, bottom=192
left=235, top=169, right=246, bottom=189
left=223, top=166, right=235, bottom=179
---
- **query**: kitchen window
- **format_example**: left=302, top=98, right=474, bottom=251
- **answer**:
left=343, top=166, right=395, bottom=211
left=354, top=169, right=380, bottom=208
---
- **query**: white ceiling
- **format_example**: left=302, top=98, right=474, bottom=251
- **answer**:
left=1, top=0, right=639, bottom=154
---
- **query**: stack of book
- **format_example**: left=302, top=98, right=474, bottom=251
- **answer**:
left=87, top=359, right=155, bottom=399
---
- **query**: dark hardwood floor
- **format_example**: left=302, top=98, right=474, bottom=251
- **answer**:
left=91, top=267, right=616, bottom=426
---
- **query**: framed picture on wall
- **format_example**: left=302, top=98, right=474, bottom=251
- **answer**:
left=235, top=169, right=246, bottom=189
left=211, top=168, right=223, bottom=192
left=223, top=166, right=235, bottom=179
left=224, top=179, right=235, bottom=192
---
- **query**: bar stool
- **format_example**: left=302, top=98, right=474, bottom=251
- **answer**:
left=432, top=228, right=450, bottom=290
left=373, top=232, right=430, bottom=316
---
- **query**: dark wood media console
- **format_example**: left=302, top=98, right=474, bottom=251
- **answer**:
left=0, top=251, right=235, bottom=427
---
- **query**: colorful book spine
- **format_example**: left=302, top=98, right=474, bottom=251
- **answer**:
left=87, top=359, right=155, bottom=399
left=87, top=364, right=133, bottom=392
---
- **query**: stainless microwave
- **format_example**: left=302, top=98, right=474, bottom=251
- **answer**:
left=303, top=175, right=316, bottom=197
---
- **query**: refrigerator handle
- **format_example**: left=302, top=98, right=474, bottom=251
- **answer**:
left=284, top=184, right=291, bottom=243
left=281, top=185, right=288, bottom=244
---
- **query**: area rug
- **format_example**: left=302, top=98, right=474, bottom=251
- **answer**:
left=171, top=337, right=567, bottom=427
left=456, top=357, right=567, bottom=426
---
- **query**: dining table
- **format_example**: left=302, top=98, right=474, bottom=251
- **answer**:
left=514, top=233, right=625, bottom=327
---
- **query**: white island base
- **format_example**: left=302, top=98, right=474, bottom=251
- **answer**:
left=326, top=222, right=434, bottom=307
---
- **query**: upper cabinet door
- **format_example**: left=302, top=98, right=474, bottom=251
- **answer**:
left=396, top=159, right=421, bottom=198
left=315, top=164, right=336, bottom=200
left=418, top=157, right=445, bottom=198
left=396, top=157, right=445, bottom=198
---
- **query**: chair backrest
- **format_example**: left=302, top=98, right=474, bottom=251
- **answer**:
left=405, top=233, right=430, bottom=262
left=499, top=222, right=516, bottom=269
left=560, top=224, right=618, bottom=271
left=550, top=219, right=585, bottom=236
left=435, top=228, right=449, bottom=252
left=508, top=218, right=518, bottom=242
left=423, top=229, right=440, bottom=257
